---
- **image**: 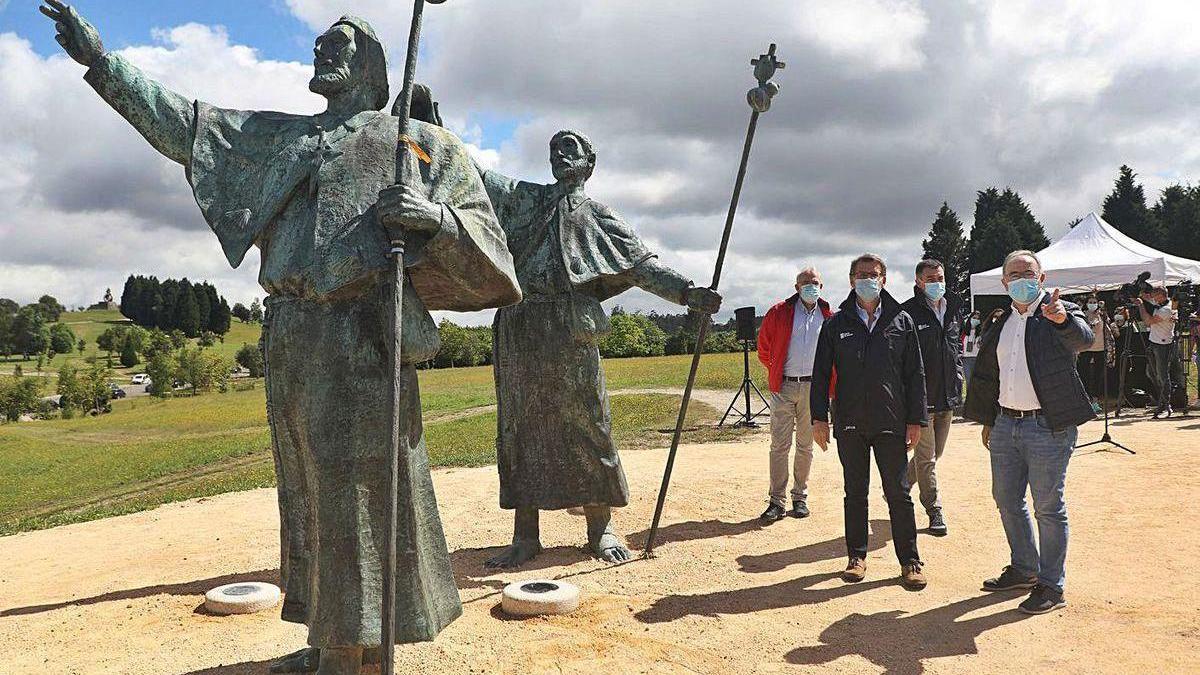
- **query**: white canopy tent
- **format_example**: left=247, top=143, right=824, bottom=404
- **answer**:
left=970, top=211, right=1200, bottom=297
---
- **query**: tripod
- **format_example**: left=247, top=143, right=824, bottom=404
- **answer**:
left=1114, top=317, right=1150, bottom=417
left=1077, top=315, right=1135, bottom=454
left=719, top=339, right=770, bottom=427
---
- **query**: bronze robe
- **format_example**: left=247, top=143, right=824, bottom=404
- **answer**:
left=481, top=171, right=686, bottom=510
left=86, top=53, right=519, bottom=647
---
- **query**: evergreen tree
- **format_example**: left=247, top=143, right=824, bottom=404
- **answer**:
left=249, top=298, right=264, bottom=323
left=120, top=275, right=139, bottom=322
left=1102, top=165, right=1158, bottom=246
left=969, top=188, right=1048, bottom=273
left=231, top=303, right=250, bottom=322
left=194, top=284, right=211, bottom=334
left=212, top=298, right=232, bottom=335
left=177, top=282, right=202, bottom=338
left=921, top=202, right=970, bottom=299
left=120, top=338, right=140, bottom=367
left=1151, top=184, right=1200, bottom=261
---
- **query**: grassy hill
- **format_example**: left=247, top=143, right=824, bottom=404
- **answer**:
left=0, top=309, right=264, bottom=385
left=0, top=351, right=762, bottom=535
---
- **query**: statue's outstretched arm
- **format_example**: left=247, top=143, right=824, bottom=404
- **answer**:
left=630, top=258, right=722, bottom=314
left=42, top=1, right=194, bottom=165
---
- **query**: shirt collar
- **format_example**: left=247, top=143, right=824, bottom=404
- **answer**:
left=1011, top=290, right=1046, bottom=318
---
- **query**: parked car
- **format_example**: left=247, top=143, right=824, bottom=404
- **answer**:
left=130, top=373, right=149, bottom=385
left=108, top=383, right=127, bottom=399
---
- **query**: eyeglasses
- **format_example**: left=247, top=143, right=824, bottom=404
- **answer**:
left=852, top=271, right=883, bottom=280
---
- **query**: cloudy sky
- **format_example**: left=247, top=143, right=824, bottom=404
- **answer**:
left=3, top=0, right=1200, bottom=322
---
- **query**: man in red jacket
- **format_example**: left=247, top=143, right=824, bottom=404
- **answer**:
left=757, top=267, right=835, bottom=521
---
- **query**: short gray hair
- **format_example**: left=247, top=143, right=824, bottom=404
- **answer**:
left=1002, top=249, right=1042, bottom=275
left=796, top=266, right=820, bottom=283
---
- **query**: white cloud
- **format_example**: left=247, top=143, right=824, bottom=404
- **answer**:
left=7, top=1, right=1200, bottom=323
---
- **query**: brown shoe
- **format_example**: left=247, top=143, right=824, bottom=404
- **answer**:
left=901, top=562, right=927, bottom=590
left=842, top=557, right=866, bottom=582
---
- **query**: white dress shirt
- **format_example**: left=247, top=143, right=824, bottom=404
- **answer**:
left=856, top=301, right=883, bottom=332
left=997, top=291, right=1044, bottom=411
left=783, top=300, right=825, bottom=377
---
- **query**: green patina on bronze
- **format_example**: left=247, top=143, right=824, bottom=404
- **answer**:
left=480, top=131, right=721, bottom=569
left=45, top=3, right=519, bottom=666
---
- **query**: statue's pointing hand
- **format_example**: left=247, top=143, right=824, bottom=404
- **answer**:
left=376, top=184, right=443, bottom=240
left=40, top=0, right=104, bottom=68
left=686, top=287, right=722, bottom=314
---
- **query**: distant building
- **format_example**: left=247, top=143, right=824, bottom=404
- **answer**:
left=87, top=288, right=119, bottom=311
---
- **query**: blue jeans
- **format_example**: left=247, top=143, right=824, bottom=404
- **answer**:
left=988, top=413, right=1076, bottom=593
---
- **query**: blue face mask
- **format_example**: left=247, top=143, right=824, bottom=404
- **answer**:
left=923, top=282, right=946, bottom=302
left=799, top=284, right=821, bottom=303
left=1007, top=278, right=1041, bottom=304
left=854, top=278, right=881, bottom=302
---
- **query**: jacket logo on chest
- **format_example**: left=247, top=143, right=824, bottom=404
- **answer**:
left=918, top=324, right=931, bottom=330
left=839, top=331, right=854, bottom=339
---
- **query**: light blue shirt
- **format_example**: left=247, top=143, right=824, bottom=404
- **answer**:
left=856, top=301, right=883, bottom=332
left=783, top=300, right=825, bottom=377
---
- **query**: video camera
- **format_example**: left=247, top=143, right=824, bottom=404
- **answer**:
left=1173, top=279, right=1197, bottom=324
left=1116, top=271, right=1154, bottom=310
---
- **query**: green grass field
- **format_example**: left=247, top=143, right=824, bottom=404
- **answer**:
left=0, top=351, right=755, bottom=535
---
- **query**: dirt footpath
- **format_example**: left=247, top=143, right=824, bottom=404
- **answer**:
left=1, top=415, right=1197, bottom=674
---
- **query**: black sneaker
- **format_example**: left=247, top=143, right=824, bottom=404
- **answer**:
left=789, top=500, right=810, bottom=518
left=928, top=509, right=948, bottom=536
left=1018, top=584, right=1066, bottom=615
left=760, top=502, right=786, bottom=523
left=982, top=565, right=1038, bottom=591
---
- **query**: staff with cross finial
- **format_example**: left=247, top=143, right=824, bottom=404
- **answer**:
left=644, top=44, right=785, bottom=558
left=383, top=2, right=446, bottom=673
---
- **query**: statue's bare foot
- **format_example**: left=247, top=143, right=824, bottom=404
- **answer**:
left=591, top=532, right=631, bottom=563
left=485, top=540, right=542, bottom=569
left=270, top=647, right=319, bottom=673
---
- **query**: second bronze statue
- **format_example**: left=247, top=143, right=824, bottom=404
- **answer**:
left=478, top=130, right=722, bottom=568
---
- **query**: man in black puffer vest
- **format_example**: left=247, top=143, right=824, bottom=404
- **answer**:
left=812, top=253, right=928, bottom=590
left=899, top=259, right=963, bottom=537
left=965, top=250, right=1094, bottom=616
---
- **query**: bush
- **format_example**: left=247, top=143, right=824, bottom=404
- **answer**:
left=235, top=343, right=265, bottom=377
left=599, top=313, right=667, bottom=358
left=0, top=374, right=43, bottom=422
left=120, top=338, right=140, bottom=367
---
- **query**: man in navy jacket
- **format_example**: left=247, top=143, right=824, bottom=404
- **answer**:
left=812, top=253, right=928, bottom=590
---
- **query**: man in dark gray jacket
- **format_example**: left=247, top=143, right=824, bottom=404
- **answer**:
left=900, top=259, right=964, bottom=537
left=964, top=250, right=1094, bottom=615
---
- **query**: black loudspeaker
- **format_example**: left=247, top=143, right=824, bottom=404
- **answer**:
left=735, top=306, right=757, bottom=342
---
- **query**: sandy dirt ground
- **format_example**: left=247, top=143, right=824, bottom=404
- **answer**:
left=1, top=413, right=1197, bottom=674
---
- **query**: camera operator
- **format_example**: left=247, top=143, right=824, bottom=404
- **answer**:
left=1137, top=285, right=1178, bottom=418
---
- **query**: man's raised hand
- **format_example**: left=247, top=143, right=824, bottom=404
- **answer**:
left=685, top=287, right=722, bottom=314
left=39, top=1, right=104, bottom=68
left=1042, top=288, right=1068, bottom=324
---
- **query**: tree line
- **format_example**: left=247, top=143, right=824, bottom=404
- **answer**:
left=0, top=296, right=78, bottom=361
left=921, top=166, right=1200, bottom=302
left=120, top=275, right=232, bottom=337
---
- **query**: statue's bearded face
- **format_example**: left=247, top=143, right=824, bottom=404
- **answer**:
left=309, top=25, right=358, bottom=98
left=550, top=134, right=594, bottom=182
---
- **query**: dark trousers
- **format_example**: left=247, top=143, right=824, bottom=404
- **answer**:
left=837, top=431, right=920, bottom=565
left=1148, top=341, right=1177, bottom=409
left=1077, top=351, right=1104, bottom=398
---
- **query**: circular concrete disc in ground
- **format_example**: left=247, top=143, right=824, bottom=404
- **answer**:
left=204, top=582, right=281, bottom=615
left=501, top=580, right=580, bottom=617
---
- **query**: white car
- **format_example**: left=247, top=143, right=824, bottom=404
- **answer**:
left=130, top=373, right=150, bottom=385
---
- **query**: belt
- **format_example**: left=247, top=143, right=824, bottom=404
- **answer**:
left=999, top=406, right=1041, bottom=418
left=783, top=376, right=812, bottom=382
